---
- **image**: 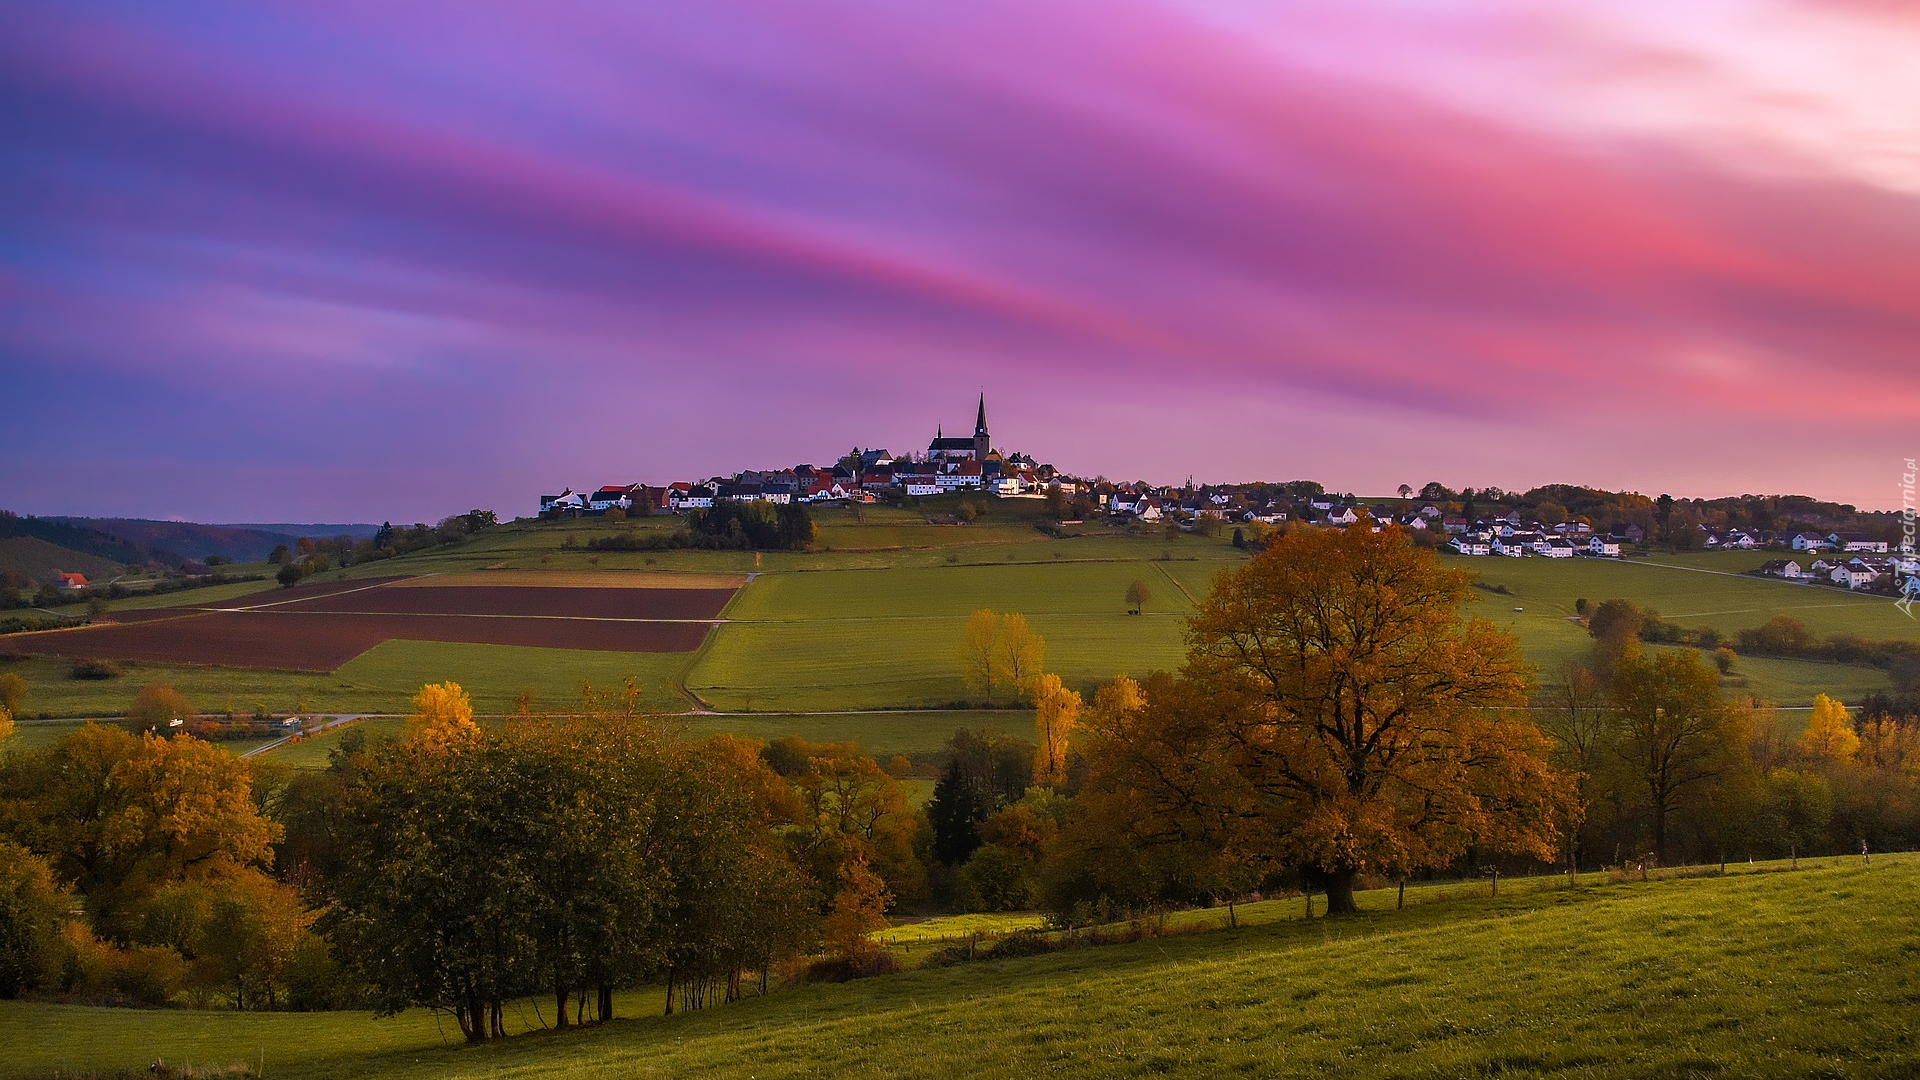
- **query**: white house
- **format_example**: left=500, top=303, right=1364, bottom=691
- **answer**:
left=1588, top=537, right=1622, bottom=557
left=672, top=484, right=716, bottom=510
left=1758, top=559, right=1804, bottom=580
left=1833, top=565, right=1878, bottom=589
left=1541, top=538, right=1577, bottom=558
left=588, top=485, right=635, bottom=512
left=1833, top=533, right=1890, bottom=553
left=1492, top=535, right=1530, bottom=557
left=1791, top=533, right=1834, bottom=552
left=1451, top=536, right=1491, bottom=556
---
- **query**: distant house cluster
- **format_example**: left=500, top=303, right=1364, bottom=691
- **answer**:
left=1444, top=516, right=1644, bottom=559
left=538, top=396, right=1064, bottom=517
left=529, top=398, right=1911, bottom=597
left=1757, top=531, right=1914, bottom=591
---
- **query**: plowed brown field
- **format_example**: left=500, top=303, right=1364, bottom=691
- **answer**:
left=5, top=577, right=733, bottom=672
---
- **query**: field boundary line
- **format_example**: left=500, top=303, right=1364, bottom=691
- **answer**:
left=230, top=610, right=726, bottom=624
left=207, top=576, right=423, bottom=612
left=1152, top=560, right=1198, bottom=606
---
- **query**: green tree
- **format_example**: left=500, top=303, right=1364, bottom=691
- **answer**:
left=1759, top=769, right=1834, bottom=860
left=1606, top=648, right=1746, bottom=862
left=1043, top=486, right=1067, bottom=520
left=0, top=841, right=70, bottom=998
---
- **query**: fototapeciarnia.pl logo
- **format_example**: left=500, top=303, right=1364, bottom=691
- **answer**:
left=1898, top=458, right=1918, bottom=619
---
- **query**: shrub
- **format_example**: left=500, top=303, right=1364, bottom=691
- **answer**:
left=799, top=951, right=902, bottom=983
left=70, top=658, right=122, bottom=680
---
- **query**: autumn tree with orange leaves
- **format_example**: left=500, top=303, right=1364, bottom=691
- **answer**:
left=1076, top=520, right=1569, bottom=915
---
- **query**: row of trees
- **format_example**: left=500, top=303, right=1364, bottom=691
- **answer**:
left=926, top=524, right=1920, bottom=925
left=322, top=691, right=817, bottom=1039
left=1541, top=633, right=1920, bottom=869
left=268, top=512, right=499, bottom=579
left=585, top=502, right=816, bottom=553
left=0, top=723, right=327, bottom=1007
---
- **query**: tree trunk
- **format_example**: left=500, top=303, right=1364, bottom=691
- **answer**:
left=598, top=984, right=614, bottom=1023
left=1322, top=868, right=1359, bottom=916
left=461, top=990, right=488, bottom=1044
left=554, top=980, right=570, bottom=1029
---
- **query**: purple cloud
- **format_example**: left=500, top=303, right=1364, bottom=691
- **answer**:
left=2, top=0, right=1916, bottom=520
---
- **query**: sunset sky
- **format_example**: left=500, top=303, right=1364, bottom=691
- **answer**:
left=3, top=0, right=1917, bottom=522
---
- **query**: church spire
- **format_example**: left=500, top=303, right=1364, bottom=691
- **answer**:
left=975, top=392, right=988, bottom=438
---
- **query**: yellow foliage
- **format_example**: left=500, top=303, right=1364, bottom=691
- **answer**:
left=958, top=610, right=1048, bottom=704
left=407, top=681, right=480, bottom=752
left=0, top=671, right=25, bottom=717
left=1088, top=675, right=1145, bottom=734
left=959, top=609, right=1003, bottom=702
left=1799, top=694, right=1859, bottom=764
left=0, top=704, right=13, bottom=745
left=996, top=613, right=1045, bottom=694
left=1031, top=673, right=1081, bottom=788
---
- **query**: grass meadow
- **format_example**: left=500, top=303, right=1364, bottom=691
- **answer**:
left=6, top=516, right=1909, bottom=727
left=4, top=855, right=1913, bottom=1080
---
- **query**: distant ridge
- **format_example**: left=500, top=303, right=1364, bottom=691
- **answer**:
left=1, top=512, right=175, bottom=568
left=223, top=522, right=380, bottom=540
left=44, top=518, right=371, bottom=565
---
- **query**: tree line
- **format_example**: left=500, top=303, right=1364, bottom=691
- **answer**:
left=585, top=501, right=816, bottom=553
left=270, top=512, right=498, bottom=587
left=1536, top=602, right=1920, bottom=869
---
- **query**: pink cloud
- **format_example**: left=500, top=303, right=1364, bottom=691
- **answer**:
left=2, top=0, right=1915, bottom=517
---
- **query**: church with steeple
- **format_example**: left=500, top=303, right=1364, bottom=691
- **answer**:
left=927, top=393, right=992, bottom=463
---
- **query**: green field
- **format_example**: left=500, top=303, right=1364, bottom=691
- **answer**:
left=1454, top=552, right=1919, bottom=644
left=0, top=640, right=691, bottom=721
left=4, top=520, right=1906, bottom=728
left=4, top=855, right=1913, bottom=1079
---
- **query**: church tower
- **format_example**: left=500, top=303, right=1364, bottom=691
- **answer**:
left=973, top=393, right=989, bottom=460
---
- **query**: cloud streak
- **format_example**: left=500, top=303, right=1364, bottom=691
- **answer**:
left=1, top=0, right=1916, bottom=518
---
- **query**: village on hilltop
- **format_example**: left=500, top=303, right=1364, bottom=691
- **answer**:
left=538, top=396, right=1917, bottom=596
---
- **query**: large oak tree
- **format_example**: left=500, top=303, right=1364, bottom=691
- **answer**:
left=1088, top=521, right=1568, bottom=914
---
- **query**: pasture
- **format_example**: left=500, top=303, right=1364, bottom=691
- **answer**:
left=4, top=855, right=1912, bottom=1080
left=1454, top=552, right=1920, bottom=643
left=5, top=519, right=1909, bottom=724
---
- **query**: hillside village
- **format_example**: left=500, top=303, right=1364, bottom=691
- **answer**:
left=538, top=397, right=1919, bottom=596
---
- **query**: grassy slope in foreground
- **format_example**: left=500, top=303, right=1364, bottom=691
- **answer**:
left=7, top=858, right=1916, bottom=1080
